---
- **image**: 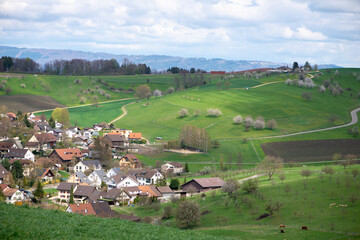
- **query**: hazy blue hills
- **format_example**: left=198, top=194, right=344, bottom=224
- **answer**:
left=0, top=46, right=341, bottom=72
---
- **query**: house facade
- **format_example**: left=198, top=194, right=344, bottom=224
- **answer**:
left=4, top=149, right=35, bottom=162
left=57, top=182, right=78, bottom=202
left=161, top=162, right=184, bottom=174
left=181, top=177, right=225, bottom=193
left=74, top=160, right=102, bottom=173
left=49, top=148, right=84, bottom=166
left=3, top=188, right=25, bottom=204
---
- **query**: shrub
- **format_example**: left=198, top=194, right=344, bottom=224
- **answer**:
left=179, top=109, right=189, bottom=118
left=244, top=116, right=253, bottom=131
left=301, top=92, right=313, bottom=100
left=74, top=79, right=82, bottom=85
left=266, top=119, right=277, bottom=129
left=253, top=117, right=265, bottom=130
left=242, top=178, right=258, bottom=193
left=285, top=79, right=292, bottom=85
left=319, top=85, right=326, bottom=93
left=163, top=205, right=173, bottom=219
left=199, top=166, right=212, bottom=175
left=233, top=115, right=243, bottom=124
left=79, top=97, right=86, bottom=104
left=166, top=87, right=174, bottom=94
left=105, top=93, right=111, bottom=99
left=20, top=83, right=26, bottom=88
left=207, top=108, right=222, bottom=117
left=176, top=200, right=201, bottom=228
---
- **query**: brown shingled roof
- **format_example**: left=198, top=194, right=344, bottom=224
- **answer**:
left=3, top=188, right=19, bottom=197
left=157, top=186, right=173, bottom=194
left=193, top=177, right=225, bottom=188
left=138, top=185, right=162, bottom=197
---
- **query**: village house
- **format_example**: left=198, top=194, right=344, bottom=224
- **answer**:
left=181, top=177, right=225, bottom=193
left=34, top=168, right=55, bottom=183
left=109, top=129, right=132, bottom=139
left=127, top=169, right=164, bottom=185
left=156, top=186, right=174, bottom=202
left=161, top=162, right=184, bottom=175
left=57, top=182, right=78, bottom=202
left=4, top=149, right=35, bottom=162
left=25, top=133, right=57, bottom=151
left=74, top=160, right=102, bottom=173
left=138, top=185, right=162, bottom=199
left=6, top=112, right=17, bottom=121
left=67, top=171, right=91, bottom=185
left=0, top=163, right=10, bottom=184
left=0, top=141, right=17, bottom=157
left=49, top=148, right=84, bottom=166
left=33, top=122, right=52, bottom=132
left=106, top=167, right=123, bottom=178
left=9, top=159, right=34, bottom=177
left=104, top=134, right=129, bottom=148
left=128, top=133, right=142, bottom=141
left=65, top=127, right=78, bottom=139
left=2, top=186, right=25, bottom=204
left=88, top=169, right=108, bottom=187
left=119, top=154, right=141, bottom=169
left=66, top=203, right=96, bottom=216
left=99, top=188, right=132, bottom=205
left=107, top=174, right=139, bottom=189
left=73, top=185, right=97, bottom=203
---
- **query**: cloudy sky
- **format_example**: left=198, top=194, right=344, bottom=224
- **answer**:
left=0, top=0, right=359, bottom=66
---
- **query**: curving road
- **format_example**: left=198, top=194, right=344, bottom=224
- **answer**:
left=251, top=107, right=360, bottom=140
left=108, top=102, right=135, bottom=125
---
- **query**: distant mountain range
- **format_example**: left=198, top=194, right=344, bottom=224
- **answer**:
left=0, top=46, right=341, bottom=72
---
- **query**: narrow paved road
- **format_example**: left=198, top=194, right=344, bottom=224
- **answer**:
left=238, top=174, right=265, bottom=183
left=251, top=107, right=360, bottom=140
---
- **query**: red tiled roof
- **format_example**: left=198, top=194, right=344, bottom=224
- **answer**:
left=138, top=185, right=162, bottom=197
left=129, top=133, right=142, bottom=139
left=68, top=203, right=96, bottom=215
left=3, top=188, right=18, bottom=197
left=53, top=148, right=83, bottom=161
left=0, top=184, right=9, bottom=191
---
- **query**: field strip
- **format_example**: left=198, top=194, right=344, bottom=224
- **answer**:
left=108, top=102, right=135, bottom=124
left=31, top=97, right=134, bottom=114
left=251, top=107, right=360, bottom=140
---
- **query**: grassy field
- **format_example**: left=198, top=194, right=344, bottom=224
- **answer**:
left=0, top=203, right=221, bottom=240
left=37, top=98, right=134, bottom=127
left=114, top=164, right=360, bottom=239
left=114, top=68, right=360, bottom=168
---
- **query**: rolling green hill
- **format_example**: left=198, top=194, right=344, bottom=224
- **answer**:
left=0, top=203, right=221, bottom=240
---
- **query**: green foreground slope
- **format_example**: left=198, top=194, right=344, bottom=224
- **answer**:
left=0, top=203, right=221, bottom=240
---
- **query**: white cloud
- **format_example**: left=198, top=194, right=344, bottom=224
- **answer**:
left=0, top=0, right=358, bottom=66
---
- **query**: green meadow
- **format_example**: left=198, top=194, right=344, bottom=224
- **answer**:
left=114, top=164, right=360, bottom=239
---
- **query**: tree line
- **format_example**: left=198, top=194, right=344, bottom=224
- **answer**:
left=0, top=56, right=151, bottom=75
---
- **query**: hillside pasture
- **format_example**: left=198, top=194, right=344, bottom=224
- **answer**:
left=37, top=99, right=134, bottom=127
left=0, top=94, right=66, bottom=112
left=261, top=139, right=360, bottom=162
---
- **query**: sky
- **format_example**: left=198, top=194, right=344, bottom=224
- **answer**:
left=0, top=0, right=359, bottom=67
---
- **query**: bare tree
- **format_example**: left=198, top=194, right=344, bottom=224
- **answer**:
left=153, top=89, right=162, bottom=98
left=301, top=169, right=312, bottom=179
left=301, top=92, right=313, bottom=100
left=222, top=179, right=240, bottom=201
left=259, top=156, right=284, bottom=181
left=278, top=172, right=285, bottom=183
left=328, top=114, right=340, bottom=125
left=266, top=119, right=277, bottom=130
left=351, top=169, right=359, bottom=182
left=244, top=116, right=253, bottom=131
left=253, top=117, right=265, bottom=130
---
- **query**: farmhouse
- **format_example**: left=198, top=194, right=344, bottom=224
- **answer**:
left=73, top=185, right=98, bottom=203
left=4, top=149, right=35, bottom=162
left=104, top=134, right=129, bottom=148
left=49, top=148, right=84, bottom=165
left=181, top=177, right=225, bottom=193
left=119, top=154, right=141, bottom=169
left=74, top=160, right=102, bottom=173
left=57, top=182, right=78, bottom=202
left=106, top=167, right=123, bottom=178
left=156, top=186, right=174, bottom=201
left=25, top=133, right=57, bottom=151
left=109, top=129, right=132, bottom=139
left=161, top=162, right=183, bottom=174
left=138, top=185, right=162, bottom=198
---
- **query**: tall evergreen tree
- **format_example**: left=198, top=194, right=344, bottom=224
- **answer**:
left=292, top=62, right=299, bottom=71
left=184, top=162, right=189, bottom=173
left=69, top=185, right=74, bottom=204
left=33, top=181, right=44, bottom=201
left=11, top=160, right=23, bottom=180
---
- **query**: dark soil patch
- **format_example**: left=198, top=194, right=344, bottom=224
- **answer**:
left=0, top=95, right=66, bottom=112
left=261, top=139, right=360, bottom=162
left=201, top=210, right=212, bottom=215
left=256, top=213, right=270, bottom=220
